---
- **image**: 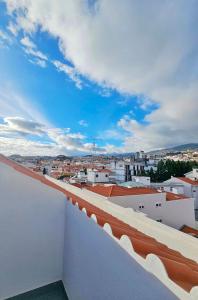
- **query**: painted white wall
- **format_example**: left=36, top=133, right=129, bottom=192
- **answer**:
left=108, top=161, right=126, bottom=181
left=165, top=177, right=198, bottom=209
left=185, top=168, right=198, bottom=180
left=132, top=176, right=151, bottom=185
left=163, top=198, right=195, bottom=229
left=107, top=192, right=195, bottom=229
left=46, top=177, right=198, bottom=263
left=87, top=170, right=110, bottom=183
left=63, top=201, right=177, bottom=300
left=0, top=162, right=66, bottom=300
left=163, top=186, right=184, bottom=194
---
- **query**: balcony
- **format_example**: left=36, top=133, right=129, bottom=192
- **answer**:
left=1, top=156, right=196, bottom=300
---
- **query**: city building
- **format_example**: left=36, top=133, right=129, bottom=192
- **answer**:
left=1, top=155, right=198, bottom=300
left=165, top=171, right=198, bottom=209
left=81, top=185, right=195, bottom=230
left=87, top=168, right=111, bottom=183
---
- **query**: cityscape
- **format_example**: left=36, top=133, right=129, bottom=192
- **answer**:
left=0, top=1, right=198, bottom=300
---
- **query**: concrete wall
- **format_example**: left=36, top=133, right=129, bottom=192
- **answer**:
left=63, top=201, right=176, bottom=300
left=0, top=163, right=66, bottom=300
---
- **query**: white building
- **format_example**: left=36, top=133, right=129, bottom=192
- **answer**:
left=87, top=168, right=111, bottom=183
left=108, top=160, right=146, bottom=182
left=108, top=160, right=126, bottom=182
left=132, top=176, right=151, bottom=185
left=150, top=182, right=185, bottom=195
left=164, top=174, right=198, bottom=209
left=0, top=154, right=198, bottom=300
left=84, top=185, right=195, bottom=230
left=185, top=168, right=198, bottom=180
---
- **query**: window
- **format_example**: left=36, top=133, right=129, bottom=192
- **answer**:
left=139, top=205, right=144, bottom=209
left=96, top=174, right=99, bottom=178
left=105, top=174, right=108, bottom=177
left=170, top=186, right=173, bottom=192
left=156, top=203, right=162, bottom=207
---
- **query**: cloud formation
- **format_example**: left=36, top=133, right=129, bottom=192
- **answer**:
left=53, top=60, right=82, bottom=89
left=3, top=0, right=198, bottom=151
left=0, top=28, right=12, bottom=48
left=0, top=117, right=46, bottom=136
left=20, top=35, right=48, bottom=67
left=79, top=120, right=88, bottom=127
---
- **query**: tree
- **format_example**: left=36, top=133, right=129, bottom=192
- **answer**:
left=148, top=159, right=198, bottom=182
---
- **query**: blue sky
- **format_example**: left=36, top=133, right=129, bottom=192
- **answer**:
left=0, top=1, right=197, bottom=155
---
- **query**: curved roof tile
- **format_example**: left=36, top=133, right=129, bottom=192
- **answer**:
left=0, top=154, right=198, bottom=292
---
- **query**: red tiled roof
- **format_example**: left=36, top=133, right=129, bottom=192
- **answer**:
left=0, top=154, right=198, bottom=292
left=166, top=191, right=189, bottom=201
left=85, top=185, right=159, bottom=197
left=177, top=177, right=198, bottom=186
left=180, top=225, right=198, bottom=237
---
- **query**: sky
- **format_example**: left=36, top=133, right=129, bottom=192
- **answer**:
left=0, top=0, right=198, bottom=156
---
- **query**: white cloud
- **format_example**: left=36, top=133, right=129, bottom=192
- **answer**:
left=29, top=58, right=47, bottom=68
left=0, top=85, right=106, bottom=155
left=20, top=36, right=36, bottom=48
left=24, top=47, right=48, bottom=61
left=7, top=21, right=18, bottom=36
left=53, top=60, right=82, bottom=89
left=20, top=35, right=48, bottom=67
left=79, top=119, right=88, bottom=127
left=98, top=129, right=125, bottom=141
left=0, top=136, right=59, bottom=156
left=3, top=0, right=198, bottom=150
left=0, top=29, right=12, bottom=47
left=0, top=117, right=46, bottom=136
left=47, top=127, right=104, bottom=153
left=0, top=116, right=105, bottom=155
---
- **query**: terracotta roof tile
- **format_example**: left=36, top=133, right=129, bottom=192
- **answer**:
left=85, top=185, right=159, bottom=197
left=0, top=154, right=198, bottom=292
left=166, top=191, right=189, bottom=201
left=177, top=177, right=198, bottom=186
left=180, top=225, right=198, bottom=237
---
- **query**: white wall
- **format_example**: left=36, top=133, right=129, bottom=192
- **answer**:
left=132, top=176, right=151, bottom=185
left=63, top=201, right=177, bottom=300
left=87, top=170, right=109, bottom=183
left=163, top=198, right=195, bottom=229
left=108, top=193, right=195, bottom=229
left=46, top=177, right=198, bottom=263
left=165, top=177, right=198, bottom=209
left=185, top=169, right=198, bottom=180
left=108, top=193, right=165, bottom=212
left=0, top=163, right=66, bottom=300
left=163, top=186, right=184, bottom=194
